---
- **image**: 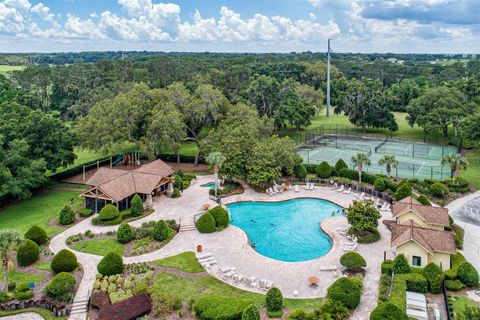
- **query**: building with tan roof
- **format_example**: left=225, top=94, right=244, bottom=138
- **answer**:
left=392, top=196, right=450, bottom=230
left=81, top=159, right=175, bottom=213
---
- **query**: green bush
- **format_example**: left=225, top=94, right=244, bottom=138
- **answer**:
left=99, top=204, right=120, bottom=221
left=196, top=212, right=216, bottom=233
left=266, top=287, right=283, bottom=312
left=151, top=220, right=172, bottom=241
left=117, top=223, right=134, bottom=244
left=97, top=252, right=124, bottom=276
left=392, top=254, right=411, bottom=274
left=326, top=277, right=361, bottom=310
left=416, top=195, right=431, bottom=206
left=316, top=161, right=333, bottom=178
left=79, top=208, right=94, bottom=217
left=404, top=273, right=428, bottom=293
left=429, top=182, right=449, bottom=198
left=15, top=282, right=29, bottom=293
left=423, top=263, right=445, bottom=293
left=242, top=304, right=260, bottom=320
left=374, top=178, right=386, bottom=192
left=370, top=302, right=408, bottom=320
left=16, top=239, right=40, bottom=267
left=24, top=225, right=48, bottom=245
left=335, top=159, right=348, bottom=172
left=349, top=276, right=363, bottom=291
left=44, top=272, right=76, bottom=302
left=452, top=224, right=465, bottom=250
left=457, top=261, right=479, bottom=287
left=130, top=194, right=144, bottom=217
left=0, top=291, right=8, bottom=303
left=294, top=164, right=307, bottom=178
left=444, top=177, right=469, bottom=193
left=390, top=276, right=407, bottom=312
left=447, top=252, right=466, bottom=280
left=445, top=279, right=464, bottom=291
left=195, top=295, right=254, bottom=320
left=59, top=206, right=75, bottom=225
left=7, top=281, right=16, bottom=291
left=340, top=252, right=366, bottom=271
left=381, top=260, right=393, bottom=274
left=15, top=290, right=33, bottom=300
left=209, top=206, right=230, bottom=228
left=318, top=298, right=349, bottom=320
left=394, top=184, right=411, bottom=201
left=51, top=249, right=78, bottom=273
left=171, top=188, right=181, bottom=198
left=355, top=229, right=380, bottom=244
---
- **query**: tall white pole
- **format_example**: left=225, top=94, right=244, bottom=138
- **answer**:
left=326, top=39, right=331, bottom=118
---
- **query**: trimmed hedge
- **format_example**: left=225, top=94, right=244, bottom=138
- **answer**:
left=51, top=249, right=78, bottom=273
left=117, top=223, right=135, bottom=244
left=196, top=212, right=216, bottom=233
left=430, top=182, right=449, bottom=198
left=340, top=252, right=366, bottom=271
left=15, top=290, right=33, bottom=300
left=335, top=159, right=348, bottom=172
left=195, top=295, right=254, bottom=320
left=394, top=184, right=411, bottom=201
left=370, top=302, right=408, bottom=320
left=381, top=260, right=393, bottom=275
left=457, top=261, right=479, bottom=287
left=209, top=206, right=230, bottom=228
left=416, top=195, right=431, bottom=206
left=24, top=225, right=48, bottom=245
left=130, top=194, right=144, bottom=217
left=79, top=208, right=94, bottom=217
left=171, top=188, right=181, bottom=198
left=44, top=272, right=76, bottom=302
left=403, top=273, right=428, bottom=293
left=319, top=298, right=349, bottom=320
left=98, top=204, right=120, bottom=221
left=151, top=220, right=172, bottom=241
left=59, top=206, right=75, bottom=225
left=294, top=164, right=307, bottom=179
left=445, top=279, right=464, bottom=291
left=266, top=287, right=283, bottom=312
left=242, top=304, right=260, bottom=320
left=392, top=254, right=411, bottom=274
left=390, top=276, right=407, bottom=312
left=97, top=252, right=124, bottom=276
left=374, top=178, right=386, bottom=192
left=326, top=277, right=361, bottom=310
left=316, top=161, right=333, bottom=178
left=423, top=263, right=445, bottom=294
left=16, top=239, right=40, bottom=267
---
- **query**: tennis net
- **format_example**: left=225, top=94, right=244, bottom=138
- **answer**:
left=374, top=137, right=389, bottom=153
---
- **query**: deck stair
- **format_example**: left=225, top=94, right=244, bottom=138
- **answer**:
left=179, top=223, right=197, bottom=232
left=69, top=299, right=89, bottom=315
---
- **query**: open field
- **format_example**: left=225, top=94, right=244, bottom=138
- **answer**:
left=71, top=238, right=125, bottom=256
left=0, top=64, right=25, bottom=76
left=460, top=149, right=480, bottom=189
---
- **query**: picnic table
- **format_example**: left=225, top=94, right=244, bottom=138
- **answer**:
left=308, top=276, right=319, bottom=286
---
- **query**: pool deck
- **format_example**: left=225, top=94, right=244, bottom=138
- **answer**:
left=50, top=174, right=394, bottom=320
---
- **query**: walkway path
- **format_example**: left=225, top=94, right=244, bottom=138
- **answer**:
left=48, top=176, right=392, bottom=320
left=0, top=313, right=44, bottom=320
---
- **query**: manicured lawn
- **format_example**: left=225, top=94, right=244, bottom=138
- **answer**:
left=71, top=238, right=125, bottom=256
left=37, top=261, right=52, bottom=272
left=155, top=251, right=204, bottom=273
left=0, top=308, right=67, bottom=320
left=460, top=149, right=480, bottom=189
left=150, top=272, right=321, bottom=311
left=0, top=269, right=44, bottom=284
left=0, top=188, right=83, bottom=235
left=450, top=295, right=480, bottom=317
left=0, top=64, right=25, bottom=77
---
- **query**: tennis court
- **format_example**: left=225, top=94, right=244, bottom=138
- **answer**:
left=297, top=134, right=457, bottom=180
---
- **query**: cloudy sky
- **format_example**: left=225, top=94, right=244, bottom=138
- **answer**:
left=0, top=0, right=478, bottom=53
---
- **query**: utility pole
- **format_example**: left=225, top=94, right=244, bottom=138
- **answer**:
left=326, top=39, right=332, bottom=117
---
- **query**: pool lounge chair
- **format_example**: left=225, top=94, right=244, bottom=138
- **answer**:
left=382, top=203, right=391, bottom=212
left=246, top=276, right=257, bottom=288
left=337, top=185, right=344, bottom=192
left=294, top=185, right=299, bottom=192
left=355, top=192, right=365, bottom=200
left=343, top=243, right=358, bottom=252
left=309, top=183, right=315, bottom=191
left=304, top=182, right=310, bottom=190
left=330, top=183, right=338, bottom=190
left=343, top=187, right=351, bottom=194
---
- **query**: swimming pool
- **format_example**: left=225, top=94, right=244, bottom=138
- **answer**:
left=200, top=181, right=217, bottom=189
left=226, top=198, right=343, bottom=262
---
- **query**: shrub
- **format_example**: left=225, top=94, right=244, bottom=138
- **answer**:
left=370, top=302, right=408, bottom=320
left=15, top=282, right=29, bottom=293
left=452, top=224, right=465, bottom=250
left=266, top=287, right=283, bottom=312
left=209, top=206, right=230, bottom=228
left=0, top=291, right=8, bottom=303
left=429, top=182, right=449, bottom=198
left=390, top=276, right=407, bottom=312
left=381, top=260, right=393, bottom=274
left=318, top=298, right=349, bottom=320
left=7, top=281, right=16, bottom=291
left=196, top=212, right=216, bottom=233
left=24, top=225, right=48, bottom=245
left=15, top=290, right=33, bottom=300
left=294, top=164, right=307, bottom=179
left=59, top=206, right=75, bottom=225
left=130, top=194, right=144, bottom=217
left=316, top=161, right=333, bottom=178
left=16, top=239, right=40, bottom=266
left=242, top=304, right=260, bottom=320
left=304, top=164, right=317, bottom=174
left=423, top=263, right=445, bottom=293
left=349, top=276, right=363, bottom=291
left=392, top=254, right=411, bottom=274
left=445, top=279, right=464, bottom=291
left=44, top=272, right=76, bottom=302
left=416, top=195, right=431, bottom=206
left=171, top=188, right=181, bottom=198
left=394, top=184, right=411, bottom=201
left=51, top=249, right=78, bottom=273
left=457, top=261, right=479, bottom=287
left=117, top=223, right=135, bottom=244
left=99, top=204, right=120, bottom=221
left=79, top=208, right=94, bottom=218
left=355, top=229, right=380, bottom=244
left=337, top=168, right=359, bottom=181
left=340, top=252, right=366, bottom=271
left=374, top=178, right=386, bottom=192
left=151, top=220, right=172, bottom=241
left=335, top=159, right=348, bottom=172
left=404, top=273, right=428, bottom=293
left=326, top=277, right=361, bottom=310
left=195, top=295, right=253, bottom=320
left=97, top=252, right=124, bottom=276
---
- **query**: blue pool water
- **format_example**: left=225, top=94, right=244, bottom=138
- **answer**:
left=200, top=182, right=217, bottom=189
left=227, top=198, right=343, bottom=262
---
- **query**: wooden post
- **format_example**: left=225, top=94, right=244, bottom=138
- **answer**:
left=110, top=156, right=112, bottom=168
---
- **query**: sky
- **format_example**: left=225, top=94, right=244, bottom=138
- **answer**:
left=0, top=0, right=478, bottom=53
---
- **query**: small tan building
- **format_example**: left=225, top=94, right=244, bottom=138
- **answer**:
left=392, top=196, right=450, bottom=231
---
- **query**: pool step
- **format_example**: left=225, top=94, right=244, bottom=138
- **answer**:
left=179, top=223, right=197, bottom=232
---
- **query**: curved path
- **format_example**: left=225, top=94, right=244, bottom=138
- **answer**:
left=48, top=175, right=393, bottom=320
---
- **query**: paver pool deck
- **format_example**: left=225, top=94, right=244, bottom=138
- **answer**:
left=48, top=174, right=394, bottom=320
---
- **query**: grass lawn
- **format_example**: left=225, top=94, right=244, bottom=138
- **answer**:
left=450, top=295, right=480, bottom=317
left=0, top=65, right=25, bottom=77
left=0, top=269, right=44, bottom=284
left=155, top=252, right=204, bottom=273
left=460, top=149, right=480, bottom=189
left=0, top=308, right=67, bottom=320
left=71, top=238, right=125, bottom=256
left=37, top=261, right=52, bottom=272
left=0, top=188, right=83, bottom=235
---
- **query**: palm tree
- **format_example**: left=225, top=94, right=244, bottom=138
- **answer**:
left=206, top=151, right=227, bottom=197
left=351, top=153, right=371, bottom=183
left=0, top=230, right=22, bottom=290
left=378, top=155, right=399, bottom=179
left=442, top=153, right=468, bottom=178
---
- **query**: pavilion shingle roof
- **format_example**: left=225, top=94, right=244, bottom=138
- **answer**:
left=392, top=196, right=450, bottom=227
left=84, top=159, right=174, bottom=202
left=391, top=220, right=456, bottom=254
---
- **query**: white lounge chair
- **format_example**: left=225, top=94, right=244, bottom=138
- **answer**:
left=304, top=182, right=310, bottom=190
left=382, top=203, right=391, bottom=212
left=330, top=183, right=338, bottom=190
left=337, top=185, right=344, bottom=193
left=343, top=187, right=351, bottom=194
left=355, top=192, right=365, bottom=200
left=309, top=183, right=315, bottom=191
left=294, top=185, right=299, bottom=192
left=343, top=243, right=358, bottom=252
